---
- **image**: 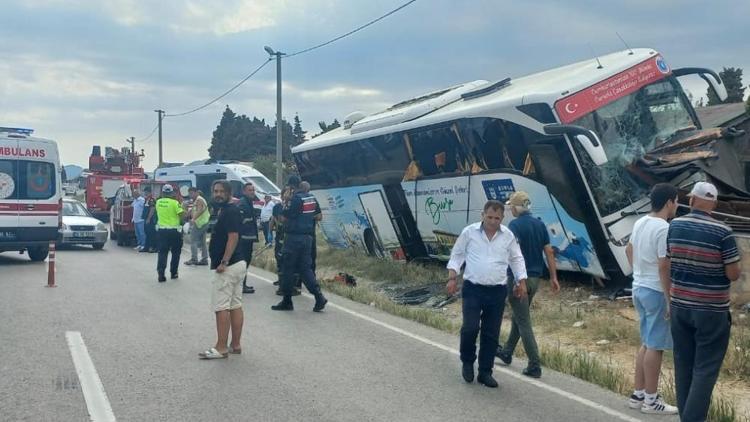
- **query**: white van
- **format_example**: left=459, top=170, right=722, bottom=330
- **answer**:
left=0, top=127, right=61, bottom=261
left=154, top=161, right=280, bottom=199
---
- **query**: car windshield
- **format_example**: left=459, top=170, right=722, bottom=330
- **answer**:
left=571, top=78, right=695, bottom=216
left=63, top=201, right=90, bottom=217
left=242, top=176, right=279, bottom=195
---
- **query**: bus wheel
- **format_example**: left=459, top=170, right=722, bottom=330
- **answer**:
left=27, top=246, right=49, bottom=262
left=364, top=229, right=385, bottom=259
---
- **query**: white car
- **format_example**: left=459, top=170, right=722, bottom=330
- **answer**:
left=59, top=199, right=108, bottom=249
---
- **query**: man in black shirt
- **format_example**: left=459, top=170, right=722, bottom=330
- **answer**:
left=198, top=180, right=247, bottom=360
left=271, top=176, right=327, bottom=312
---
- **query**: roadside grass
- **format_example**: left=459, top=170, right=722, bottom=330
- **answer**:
left=252, top=243, right=748, bottom=421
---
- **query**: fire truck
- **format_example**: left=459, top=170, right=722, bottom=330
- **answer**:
left=84, top=145, right=145, bottom=222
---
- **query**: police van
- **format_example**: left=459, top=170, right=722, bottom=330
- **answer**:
left=0, top=127, right=61, bottom=261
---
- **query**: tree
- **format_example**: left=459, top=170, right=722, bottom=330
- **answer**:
left=312, top=119, right=341, bottom=138
left=707, top=67, right=745, bottom=105
left=292, top=114, right=306, bottom=144
left=207, top=106, right=297, bottom=163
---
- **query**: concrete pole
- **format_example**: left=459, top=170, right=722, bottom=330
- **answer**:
left=274, top=54, right=283, bottom=188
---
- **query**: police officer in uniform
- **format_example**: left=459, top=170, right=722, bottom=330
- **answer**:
left=238, top=182, right=261, bottom=294
left=155, top=184, right=185, bottom=282
left=271, top=176, right=327, bottom=312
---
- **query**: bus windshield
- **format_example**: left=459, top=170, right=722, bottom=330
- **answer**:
left=571, top=78, right=695, bottom=216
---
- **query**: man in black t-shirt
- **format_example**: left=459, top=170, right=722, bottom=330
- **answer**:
left=198, top=180, right=246, bottom=360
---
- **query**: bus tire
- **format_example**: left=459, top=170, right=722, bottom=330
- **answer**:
left=364, top=229, right=385, bottom=259
left=27, top=247, right=49, bottom=262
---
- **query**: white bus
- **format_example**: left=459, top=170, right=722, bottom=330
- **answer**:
left=291, top=48, right=735, bottom=283
left=154, top=161, right=280, bottom=199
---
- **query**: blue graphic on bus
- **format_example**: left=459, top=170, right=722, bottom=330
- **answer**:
left=481, top=179, right=515, bottom=202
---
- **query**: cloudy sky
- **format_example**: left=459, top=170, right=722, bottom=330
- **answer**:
left=1, top=0, right=748, bottom=169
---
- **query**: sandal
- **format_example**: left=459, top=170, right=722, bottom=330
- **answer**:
left=198, top=347, right=228, bottom=359
left=228, top=346, right=242, bottom=355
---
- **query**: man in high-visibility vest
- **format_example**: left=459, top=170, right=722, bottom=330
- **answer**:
left=156, top=184, right=185, bottom=282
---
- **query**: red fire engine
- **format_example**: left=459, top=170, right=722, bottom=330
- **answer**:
left=84, top=145, right=145, bottom=222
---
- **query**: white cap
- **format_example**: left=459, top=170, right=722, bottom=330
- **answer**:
left=162, top=184, right=174, bottom=193
left=688, top=182, right=718, bottom=201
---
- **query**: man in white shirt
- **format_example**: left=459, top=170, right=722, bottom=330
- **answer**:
left=260, top=194, right=275, bottom=245
left=131, top=189, right=146, bottom=252
left=447, top=200, right=528, bottom=388
left=625, top=183, right=679, bottom=415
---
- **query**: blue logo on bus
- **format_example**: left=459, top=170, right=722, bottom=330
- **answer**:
left=481, top=179, right=516, bottom=202
left=656, top=56, right=670, bottom=74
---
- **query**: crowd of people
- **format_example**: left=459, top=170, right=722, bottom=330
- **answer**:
left=448, top=181, right=740, bottom=422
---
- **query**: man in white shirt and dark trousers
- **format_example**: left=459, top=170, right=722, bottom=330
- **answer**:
left=625, top=183, right=679, bottom=415
left=447, top=200, right=528, bottom=388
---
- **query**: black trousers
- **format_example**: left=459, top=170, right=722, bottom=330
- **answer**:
left=157, top=229, right=183, bottom=276
left=144, top=222, right=158, bottom=251
left=240, top=239, right=254, bottom=286
left=279, top=234, right=321, bottom=298
left=671, top=306, right=731, bottom=422
left=460, top=281, right=507, bottom=375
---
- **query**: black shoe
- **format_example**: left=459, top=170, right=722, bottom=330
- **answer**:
left=158, top=275, right=166, bottom=282
left=184, top=260, right=197, bottom=266
left=496, top=347, right=512, bottom=365
left=462, top=363, right=474, bottom=383
left=313, top=296, right=328, bottom=312
left=243, top=286, right=255, bottom=294
left=148, top=249, right=158, bottom=253
left=522, top=366, right=542, bottom=379
left=196, top=260, right=208, bottom=266
left=271, top=300, right=294, bottom=311
left=477, top=373, right=498, bottom=388
left=276, top=288, right=301, bottom=296
left=171, top=273, right=178, bottom=279
left=273, top=280, right=280, bottom=286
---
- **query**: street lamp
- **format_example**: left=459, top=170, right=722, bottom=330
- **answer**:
left=265, top=46, right=286, bottom=188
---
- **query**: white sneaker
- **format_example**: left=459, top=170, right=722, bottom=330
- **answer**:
left=628, top=393, right=644, bottom=409
left=641, top=395, right=678, bottom=415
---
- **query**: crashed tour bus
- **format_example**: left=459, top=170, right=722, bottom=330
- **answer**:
left=0, top=127, right=61, bottom=261
left=292, top=48, right=749, bottom=283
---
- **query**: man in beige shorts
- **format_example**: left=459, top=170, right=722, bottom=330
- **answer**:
left=199, top=180, right=248, bottom=359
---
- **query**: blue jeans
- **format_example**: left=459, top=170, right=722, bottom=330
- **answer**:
left=261, top=221, right=273, bottom=244
left=460, top=281, right=507, bottom=374
left=134, top=221, right=146, bottom=248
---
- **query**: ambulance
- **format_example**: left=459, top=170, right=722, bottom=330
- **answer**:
left=0, top=127, right=62, bottom=261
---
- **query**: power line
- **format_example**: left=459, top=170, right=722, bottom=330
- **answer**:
left=165, top=58, right=272, bottom=118
left=137, top=123, right=159, bottom=143
left=285, top=0, right=418, bottom=58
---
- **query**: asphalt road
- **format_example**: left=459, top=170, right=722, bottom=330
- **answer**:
left=0, top=242, right=678, bottom=422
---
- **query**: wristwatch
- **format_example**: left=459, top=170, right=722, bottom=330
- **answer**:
left=221, top=259, right=229, bottom=266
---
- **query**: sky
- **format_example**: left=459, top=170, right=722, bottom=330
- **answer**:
left=0, top=0, right=748, bottom=170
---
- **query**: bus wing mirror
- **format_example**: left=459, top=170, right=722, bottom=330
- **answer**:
left=673, top=67, right=728, bottom=102
left=543, top=124, right=608, bottom=166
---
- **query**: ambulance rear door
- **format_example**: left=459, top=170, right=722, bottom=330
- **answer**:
left=0, top=135, right=20, bottom=242
left=16, top=138, right=60, bottom=239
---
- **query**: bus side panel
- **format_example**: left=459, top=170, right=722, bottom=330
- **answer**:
left=403, top=176, right=470, bottom=260
left=470, top=173, right=606, bottom=279
left=313, top=185, right=403, bottom=258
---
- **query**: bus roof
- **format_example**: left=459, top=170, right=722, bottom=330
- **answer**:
left=293, top=48, right=661, bottom=153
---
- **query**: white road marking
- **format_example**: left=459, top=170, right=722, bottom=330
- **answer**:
left=65, top=331, right=117, bottom=422
left=251, top=272, right=642, bottom=422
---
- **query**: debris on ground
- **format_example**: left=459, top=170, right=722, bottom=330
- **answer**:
left=573, top=321, right=586, bottom=328
left=333, top=272, right=357, bottom=286
left=596, top=340, right=610, bottom=346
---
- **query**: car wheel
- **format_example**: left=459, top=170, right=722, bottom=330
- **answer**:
left=27, top=246, right=49, bottom=262
left=92, top=243, right=105, bottom=250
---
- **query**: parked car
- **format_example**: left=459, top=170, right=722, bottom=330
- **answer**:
left=110, top=179, right=179, bottom=246
left=59, top=198, right=108, bottom=249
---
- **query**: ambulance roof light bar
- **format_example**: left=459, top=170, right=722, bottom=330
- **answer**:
left=0, top=127, right=34, bottom=135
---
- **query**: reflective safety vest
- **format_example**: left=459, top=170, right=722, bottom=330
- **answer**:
left=156, top=197, right=183, bottom=229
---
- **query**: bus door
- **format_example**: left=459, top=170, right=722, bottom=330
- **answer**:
left=382, top=184, right=427, bottom=260
left=357, top=190, right=401, bottom=259
left=527, top=141, right=602, bottom=275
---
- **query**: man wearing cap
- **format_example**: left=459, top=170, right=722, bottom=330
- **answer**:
left=155, top=184, right=185, bottom=282
left=496, top=191, right=559, bottom=379
left=271, top=175, right=327, bottom=312
left=447, top=200, right=528, bottom=388
left=667, top=181, right=741, bottom=421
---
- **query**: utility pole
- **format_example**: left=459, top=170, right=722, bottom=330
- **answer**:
left=154, top=109, right=165, bottom=167
left=264, top=46, right=286, bottom=188
left=126, top=136, right=136, bottom=173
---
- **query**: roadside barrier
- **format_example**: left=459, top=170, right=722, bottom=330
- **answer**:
left=45, top=242, right=56, bottom=288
